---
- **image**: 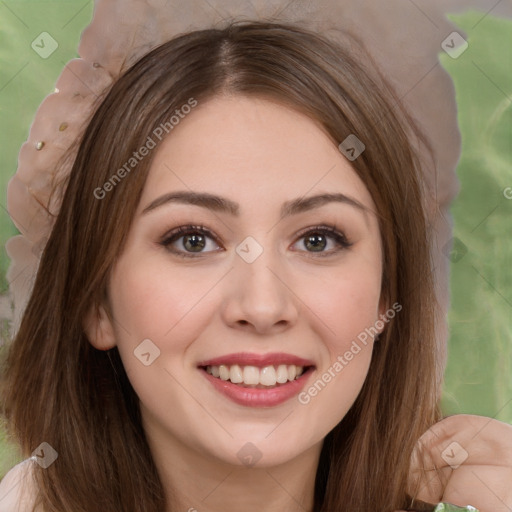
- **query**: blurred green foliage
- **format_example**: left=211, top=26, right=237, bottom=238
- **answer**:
left=439, top=11, right=512, bottom=423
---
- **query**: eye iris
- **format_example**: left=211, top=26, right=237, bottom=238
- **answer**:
left=305, top=233, right=326, bottom=252
left=183, top=234, right=206, bottom=252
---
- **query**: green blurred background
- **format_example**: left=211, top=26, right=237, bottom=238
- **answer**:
left=0, top=3, right=511, bottom=478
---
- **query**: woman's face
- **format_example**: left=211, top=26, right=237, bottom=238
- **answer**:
left=90, top=95, right=386, bottom=468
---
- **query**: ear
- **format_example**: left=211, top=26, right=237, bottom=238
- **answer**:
left=378, top=293, right=389, bottom=319
left=376, top=292, right=390, bottom=336
left=83, top=301, right=117, bottom=351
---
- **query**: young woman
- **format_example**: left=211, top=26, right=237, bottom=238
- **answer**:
left=1, top=18, right=511, bottom=512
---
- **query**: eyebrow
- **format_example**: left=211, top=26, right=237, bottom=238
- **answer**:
left=141, top=190, right=369, bottom=219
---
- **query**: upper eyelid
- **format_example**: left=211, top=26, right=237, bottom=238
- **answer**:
left=162, top=225, right=220, bottom=243
left=161, top=224, right=346, bottom=239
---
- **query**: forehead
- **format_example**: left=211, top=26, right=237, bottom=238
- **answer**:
left=139, top=95, right=376, bottom=215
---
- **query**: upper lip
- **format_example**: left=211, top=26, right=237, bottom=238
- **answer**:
left=197, top=352, right=315, bottom=368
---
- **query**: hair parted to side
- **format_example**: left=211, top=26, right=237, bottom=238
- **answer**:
left=1, top=20, right=441, bottom=512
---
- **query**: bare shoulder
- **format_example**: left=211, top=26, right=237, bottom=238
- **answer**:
left=0, top=459, right=40, bottom=512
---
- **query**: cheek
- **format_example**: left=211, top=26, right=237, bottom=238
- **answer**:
left=297, top=271, right=379, bottom=433
left=295, top=255, right=381, bottom=412
left=106, top=255, right=218, bottom=411
left=305, top=257, right=382, bottom=353
left=107, top=253, right=225, bottom=400
left=109, top=254, right=215, bottom=341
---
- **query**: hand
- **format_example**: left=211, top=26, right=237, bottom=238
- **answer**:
left=404, top=414, right=512, bottom=512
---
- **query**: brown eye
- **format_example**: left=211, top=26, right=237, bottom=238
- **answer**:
left=293, top=225, right=352, bottom=256
left=160, top=225, right=222, bottom=258
left=303, top=232, right=328, bottom=252
left=180, top=233, right=206, bottom=252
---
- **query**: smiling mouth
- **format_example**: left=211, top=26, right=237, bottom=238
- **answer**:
left=199, top=364, right=315, bottom=388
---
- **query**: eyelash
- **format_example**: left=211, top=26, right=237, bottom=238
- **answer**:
left=159, top=224, right=353, bottom=259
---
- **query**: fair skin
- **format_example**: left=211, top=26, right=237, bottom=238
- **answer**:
left=84, top=95, right=512, bottom=512
left=86, top=94, right=386, bottom=511
left=403, top=414, right=512, bottom=512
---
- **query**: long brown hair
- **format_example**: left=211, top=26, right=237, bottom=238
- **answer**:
left=1, top=20, right=441, bottom=511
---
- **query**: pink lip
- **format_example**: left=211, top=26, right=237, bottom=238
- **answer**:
left=199, top=366, right=315, bottom=408
left=196, top=352, right=315, bottom=368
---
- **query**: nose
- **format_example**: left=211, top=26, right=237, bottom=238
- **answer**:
left=220, top=246, right=300, bottom=335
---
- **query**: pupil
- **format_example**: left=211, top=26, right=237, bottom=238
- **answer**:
left=184, top=234, right=205, bottom=252
left=306, top=234, right=326, bottom=252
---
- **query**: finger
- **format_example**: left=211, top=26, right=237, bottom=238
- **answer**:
left=412, top=415, right=512, bottom=471
left=408, top=415, right=512, bottom=510
left=442, top=467, right=512, bottom=512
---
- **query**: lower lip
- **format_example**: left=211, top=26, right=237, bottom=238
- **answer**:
left=200, top=368, right=314, bottom=407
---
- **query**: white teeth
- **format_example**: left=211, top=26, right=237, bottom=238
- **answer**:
left=204, top=364, right=308, bottom=386
left=243, top=365, right=260, bottom=385
left=260, top=366, right=277, bottom=386
left=219, top=365, right=230, bottom=381
left=229, top=364, right=243, bottom=384
left=276, top=364, right=289, bottom=384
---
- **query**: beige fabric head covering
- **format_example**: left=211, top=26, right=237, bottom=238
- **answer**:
left=6, top=0, right=511, bottom=389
